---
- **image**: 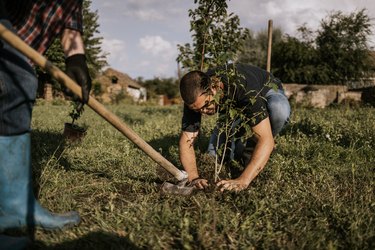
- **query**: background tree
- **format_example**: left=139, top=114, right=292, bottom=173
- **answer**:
left=271, top=8, right=374, bottom=86
left=272, top=27, right=323, bottom=84
left=136, top=77, right=180, bottom=100
left=316, top=9, right=374, bottom=85
left=37, top=37, right=66, bottom=94
left=82, top=0, right=108, bottom=79
left=237, top=27, right=283, bottom=69
left=177, top=0, right=249, bottom=71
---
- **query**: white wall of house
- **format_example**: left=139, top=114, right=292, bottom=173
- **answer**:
left=126, top=86, right=147, bottom=102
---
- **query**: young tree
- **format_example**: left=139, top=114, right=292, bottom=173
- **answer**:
left=177, top=0, right=268, bottom=182
left=177, top=0, right=249, bottom=71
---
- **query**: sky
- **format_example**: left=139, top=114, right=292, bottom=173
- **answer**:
left=90, top=0, right=375, bottom=80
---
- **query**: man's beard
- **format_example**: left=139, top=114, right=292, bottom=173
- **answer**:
left=203, top=105, right=217, bottom=115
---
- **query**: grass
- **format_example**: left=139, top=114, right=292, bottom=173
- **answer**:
left=9, top=100, right=375, bottom=249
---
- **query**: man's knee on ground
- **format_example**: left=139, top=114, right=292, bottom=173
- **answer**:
left=269, top=102, right=289, bottom=123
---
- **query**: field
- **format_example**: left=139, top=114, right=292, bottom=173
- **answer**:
left=12, top=101, right=375, bottom=249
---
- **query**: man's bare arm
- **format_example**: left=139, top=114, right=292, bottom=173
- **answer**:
left=239, top=117, right=274, bottom=183
left=179, top=131, right=199, bottom=180
left=217, top=117, right=274, bottom=191
left=179, top=131, right=209, bottom=188
left=61, top=29, right=85, bottom=57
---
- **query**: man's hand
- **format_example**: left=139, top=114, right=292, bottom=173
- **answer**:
left=216, top=177, right=250, bottom=192
left=65, top=54, right=92, bottom=104
left=188, top=178, right=209, bottom=189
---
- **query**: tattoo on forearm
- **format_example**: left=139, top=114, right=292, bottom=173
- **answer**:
left=184, top=133, right=197, bottom=149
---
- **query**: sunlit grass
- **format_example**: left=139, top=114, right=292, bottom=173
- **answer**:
left=24, top=100, right=375, bottom=249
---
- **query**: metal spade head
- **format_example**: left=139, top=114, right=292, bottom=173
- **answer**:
left=160, top=178, right=195, bottom=196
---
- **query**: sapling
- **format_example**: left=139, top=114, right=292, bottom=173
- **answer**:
left=178, top=1, right=281, bottom=182
left=67, top=101, right=86, bottom=132
left=177, top=0, right=253, bottom=181
left=69, top=102, right=83, bottom=124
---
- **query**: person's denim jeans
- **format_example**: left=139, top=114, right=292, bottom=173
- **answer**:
left=208, top=88, right=291, bottom=160
left=265, top=88, right=291, bottom=136
left=0, top=20, right=37, bottom=135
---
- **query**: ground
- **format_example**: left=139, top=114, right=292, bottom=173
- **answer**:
left=5, top=101, right=373, bottom=249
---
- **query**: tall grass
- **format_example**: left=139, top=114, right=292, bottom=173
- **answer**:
left=16, top=100, right=375, bottom=249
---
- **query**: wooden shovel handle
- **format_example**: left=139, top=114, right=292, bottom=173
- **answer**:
left=267, top=19, right=273, bottom=73
left=0, top=23, right=186, bottom=181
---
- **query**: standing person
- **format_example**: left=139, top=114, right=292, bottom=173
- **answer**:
left=179, top=63, right=290, bottom=192
left=0, top=0, right=91, bottom=248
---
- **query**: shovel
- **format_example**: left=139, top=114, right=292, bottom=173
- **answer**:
left=0, top=23, right=195, bottom=196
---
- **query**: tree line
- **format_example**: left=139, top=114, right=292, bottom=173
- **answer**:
left=43, top=0, right=375, bottom=101
left=178, top=0, right=375, bottom=88
left=238, top=9, right=375, bottom=87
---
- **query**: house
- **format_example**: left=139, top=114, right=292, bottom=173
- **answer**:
left=94, top=68, right=146, bottom=103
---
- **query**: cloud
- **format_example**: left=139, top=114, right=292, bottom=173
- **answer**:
left=101, top=37, right=127, bottom=67
left=92, top=0, right=375, bottom=78
left=139, top=35, right=174, bottom=57
left=111, top=0, right=193, bottom=22
left=137, top=36, right=179, bottom=77
left=228, top=0, right=375, bottom=37
left=123, top=9, right=164, bottom=21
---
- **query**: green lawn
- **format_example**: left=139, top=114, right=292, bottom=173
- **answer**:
left=14, top=101, right=375, bottom=249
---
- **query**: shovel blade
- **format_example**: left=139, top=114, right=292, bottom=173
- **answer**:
left=160, top=181, right=195, bottom=196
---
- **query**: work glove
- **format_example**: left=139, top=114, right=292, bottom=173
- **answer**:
left=65, top=54, right=92, bottom=104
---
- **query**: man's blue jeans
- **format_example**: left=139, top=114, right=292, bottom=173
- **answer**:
left=207, top=88, right=291, bottom=162
left=264, top=88, right=291, bottom=136
left=0, top=20, right=37, bottom=136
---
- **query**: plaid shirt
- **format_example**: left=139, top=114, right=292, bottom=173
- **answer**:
left=9, top=0, right=83, bottom=54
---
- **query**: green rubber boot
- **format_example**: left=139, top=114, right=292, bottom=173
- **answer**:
left=0, top=133, right=80, bottom=231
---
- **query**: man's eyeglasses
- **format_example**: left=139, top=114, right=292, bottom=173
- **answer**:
left=193, top=94, right=215, bottom=113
